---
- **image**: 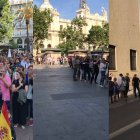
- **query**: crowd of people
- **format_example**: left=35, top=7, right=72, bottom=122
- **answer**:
left=109, top=73, right=140, bottom=103
left=35, top=55, right=68, bottom=65
left=0, top=51, right=33, bottom=130
left=69, top=56, right=109, bottom=87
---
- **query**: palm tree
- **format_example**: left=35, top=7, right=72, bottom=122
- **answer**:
left=14, top=1, right=33, bottom=52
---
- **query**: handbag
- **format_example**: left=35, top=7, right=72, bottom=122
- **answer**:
left=17, top=89, right=27, bottom=105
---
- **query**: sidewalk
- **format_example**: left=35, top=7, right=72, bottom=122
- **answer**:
left=110, top=90, right=140, bottom=109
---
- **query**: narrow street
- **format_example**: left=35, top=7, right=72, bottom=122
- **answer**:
left=33, top=65, right=108, bottom=140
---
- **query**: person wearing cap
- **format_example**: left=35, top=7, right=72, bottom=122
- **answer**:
left=0, top=67, right=12, bottom=111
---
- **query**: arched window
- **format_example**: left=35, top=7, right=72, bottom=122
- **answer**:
left=47, top=44, right=51, bottom=48
left=17, top=38, right=22, bottom=44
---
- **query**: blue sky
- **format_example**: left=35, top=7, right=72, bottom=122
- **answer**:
left=34, top=0, right=109, bottom=20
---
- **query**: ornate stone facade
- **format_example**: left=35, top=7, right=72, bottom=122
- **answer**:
left=40, top=0, right=108, bottom=49
left=9, top=0, right=33, bottom=50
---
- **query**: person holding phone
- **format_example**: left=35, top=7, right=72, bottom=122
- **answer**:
left=0, top=67, right=12, bottom=111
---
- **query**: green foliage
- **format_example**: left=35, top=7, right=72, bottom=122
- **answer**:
left=103, top=23, right=109, bottom=46
left=0, top=0, right=14, bottom=42
left=9, top=39, right=17, bottom=49
left=33, top=5, right=53, bottom=48
left=86, top=23, right=109, bottom=50
left=58, top=17, right=87, bottom=53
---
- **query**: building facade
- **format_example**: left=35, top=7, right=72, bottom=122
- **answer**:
left=9, top=0, right=33, bottom=50
left=109, top=0, right=140, bottom=77
left=40, top=0, right=108, bottom=49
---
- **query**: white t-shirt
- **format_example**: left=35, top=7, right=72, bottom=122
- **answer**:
left=99, top=63, right=106, bottom=71
left=117, top=76, right=123, bottom=86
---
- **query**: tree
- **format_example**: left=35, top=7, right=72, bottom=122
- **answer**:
left=58, top=17, right=87, bottom=54
left=103, top=23, right=109, bottom=46
left=0, top=0, right=14, bottom=42
left=86, top=24, right=109, bottom=51
left=9, top=39, right=17, bottom=49
left=33, top=5, right=53, bottom=54
left=14, top=1, right=33, bottom=52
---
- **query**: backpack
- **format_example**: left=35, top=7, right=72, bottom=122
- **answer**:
left=17, top=89, right=27, bottom=105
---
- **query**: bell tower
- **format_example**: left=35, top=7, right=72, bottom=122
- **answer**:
left=80, top=0, right=86, bottom=9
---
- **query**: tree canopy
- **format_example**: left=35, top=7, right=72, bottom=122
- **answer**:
left=86, top=23, right=109, bottom=50
left=0, top=0, right=14, bottom=42
left=33, top=5, right=53, bottom=51
left=58, top=17, right=87, bottom=54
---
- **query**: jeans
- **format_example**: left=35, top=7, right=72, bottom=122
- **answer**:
left=100, top=71, right=106, bottom=86
left=133, top=86, right=140, bottom=97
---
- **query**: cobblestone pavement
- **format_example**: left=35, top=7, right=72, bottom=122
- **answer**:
left=34, top=65, right=108, bottom=140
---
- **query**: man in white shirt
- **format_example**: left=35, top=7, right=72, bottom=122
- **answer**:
left=99, top=58, right=107, bottom=87
left=117, top=74, right=123, bottom=86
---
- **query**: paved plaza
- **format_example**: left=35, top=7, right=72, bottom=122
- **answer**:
left=34, top=65, right=108, bottom=140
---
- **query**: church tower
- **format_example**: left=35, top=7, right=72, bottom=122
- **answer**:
left=76, top=0, right=90, bottom=18
left=79, top=0, right=87, bottom=9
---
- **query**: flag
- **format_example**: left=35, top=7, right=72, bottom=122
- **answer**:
left=0, top=102, right=12, bottom=140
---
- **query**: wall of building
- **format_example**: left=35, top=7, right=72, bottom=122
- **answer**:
left=109, top=0, right=140, bottom=77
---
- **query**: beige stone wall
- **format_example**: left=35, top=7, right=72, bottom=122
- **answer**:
left=109, top=0, right=140, bottom=78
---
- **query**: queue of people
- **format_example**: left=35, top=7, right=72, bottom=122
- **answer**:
left=0, top=52, right=33, bottom=130
left=109, top=73, right=140, bottom=103
left=71, top=56, right=109, bottom=87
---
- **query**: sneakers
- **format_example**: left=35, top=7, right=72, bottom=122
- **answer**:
left=27, top=119, right=33, bottom=126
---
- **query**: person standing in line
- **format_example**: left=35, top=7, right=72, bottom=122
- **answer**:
left=99, top=58, right=107, bottom=87
left=73, top=56, right=80, bottom=81
left=132, top=74, right=140, bottom=98
left=109, top=76, right=114, bottom=104
left=91, top=59, right=100, bottom=84
left=124, top=73, right=130, bottom=100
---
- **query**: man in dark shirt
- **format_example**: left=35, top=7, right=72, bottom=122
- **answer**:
left=132, top=74, right=140, bottom=98
left=124, top=73, right=130, bottom=99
